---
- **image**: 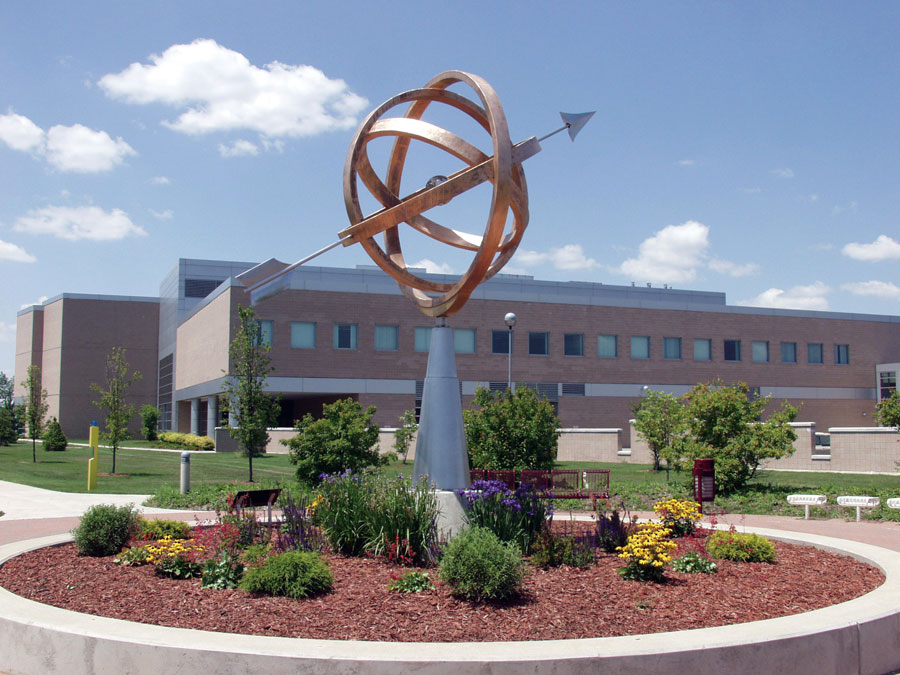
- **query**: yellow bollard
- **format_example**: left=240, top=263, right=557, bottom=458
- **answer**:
left=87, top=423, right=99, bottom=490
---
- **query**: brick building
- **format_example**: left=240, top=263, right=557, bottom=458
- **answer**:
left=15, top=257, right=900, bottom=442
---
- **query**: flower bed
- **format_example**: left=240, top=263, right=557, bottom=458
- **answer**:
left=0, top=525, right=883, bottom=643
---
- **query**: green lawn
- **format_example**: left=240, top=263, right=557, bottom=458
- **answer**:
left=0, top=441, right=295, bottom=494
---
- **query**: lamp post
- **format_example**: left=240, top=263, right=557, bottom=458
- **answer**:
left=504, top=312, right=517, bottom=392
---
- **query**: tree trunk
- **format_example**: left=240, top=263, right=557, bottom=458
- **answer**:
left=32, top=437, right=36, bottom=463
left=248, top=453, right=254, bottom=482
left=112, top=445, right=117, bottom=474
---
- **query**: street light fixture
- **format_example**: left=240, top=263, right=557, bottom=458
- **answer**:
left=504, top=312, right=517, bottom=391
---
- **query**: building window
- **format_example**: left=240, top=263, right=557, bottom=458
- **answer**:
left=492, top=329, right=511, bottom=354
left=663, top=337, right=682, bottom=360
left=693, top=338, right=712, bottom=361
left=780, top=341, right=797, bottom=363
left=752, top=341, right=769, bottom=363
left=333, top=323, right=357, bottom=350
left=597, top=334, right=617, bottom=358
left=454, top=328, right=476, bottom=354
left=414, top=327, right=432, bottom=352
left=184, top=278, right=223, bottom=298
left=631, top=336, right=650, bottom=359
left=834, top=344, right=850, bottom=365
left=724, top=339, right=741, bottom=361
left=880, top=371, right=897, bottom=401
left=290, top=321, right=316, bottom=349
left=564, top=333, right=584, bottom=357
left=529, top=331, right=549, bottom=355
left=808, top=343, right=823, bottom=364
left=254, top=320, right=273, bottom=347
left=374, top=324, right=398, bottom=351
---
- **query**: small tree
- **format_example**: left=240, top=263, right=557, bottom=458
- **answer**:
left=42, top=417, right=68, bottom=451
left=284, top=397, right=382, bottom=484
left=222, top=306, right=280, bottom=482
left=0, top=371, right=19, bottom=446
left=91, top=347, right=142, bottom=474
left=674, top=380, right=798, bottom=494
left=876, top=390, right=900, bottom=429
left=463, top=386, right=560, bottom=471
left=393, top=409, right=418, bottom=464
left=632, top=390, right=689, bottom=471
left=140, top=404, right=160, bottom=441
left=22, top=364, right=48, bottom=463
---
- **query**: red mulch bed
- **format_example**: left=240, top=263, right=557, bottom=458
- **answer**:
left=0, top=527, right=884, bottom=643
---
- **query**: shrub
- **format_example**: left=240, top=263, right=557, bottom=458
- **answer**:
left=138, top=517, right=191, bottom=540
left=239, top=551, right=333, bottom=599
left=140, top=404, right=160, bottom=441
left=438, top=526, right=525, bottom=601
left=388, top=570, right=434, bottom=593
left=529, top=527, right=595, bottom=568
left=240, top=543, right=272, bottom=567
left=145, top=536, right=207, bottom=578
left=671, top=551, right=718, bottom=574
left=72, top=503, right=140, bottom=557
left=706, top=530, right=777, bottom=563
left=457, top=480, right=551, bottom=553
left=158, top=431, right=215, bottom=451
left=616, top=523, right=677, bottom=582
left=316, top=471, right=439, bottom=564
left=284, top=398, right=382, bottom=484
left=41, top=417, right=67, bottom=451
left=201, top=551, right=245, bottom=589
left=594, top=499, right=635, bottom=553
left=653, top=498, right=702, bottom=537
left=464, top=387, right=560, bottom=471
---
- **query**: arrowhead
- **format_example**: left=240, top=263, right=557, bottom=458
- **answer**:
left=560, top=111, right=596, bottom=141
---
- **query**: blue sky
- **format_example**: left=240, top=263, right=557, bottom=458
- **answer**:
left=2, top=1, right=900, bottom=378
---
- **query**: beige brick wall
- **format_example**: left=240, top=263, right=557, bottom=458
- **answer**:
left=175, top=289, right=235, bottom=390
left=13, top=308, right=42, bottom=398
left=827, top=427, right=900, bottom=473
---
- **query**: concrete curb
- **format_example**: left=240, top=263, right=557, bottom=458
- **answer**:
left=1, top=527, right=899, bottom=675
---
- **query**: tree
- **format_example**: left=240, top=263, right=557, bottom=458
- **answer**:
left=222, top=306, right=280, bottom=482
left=22, top=365, right=48, bottom=463
left=284, top=397, right=382, bottom=484
left=463, top=386, right=560, bottom=471
left=393, top=409, right=418, bottom=463
left=140, top=404, right=160, bottom=441
left=876, top=390, right=900, bottom=429
left=42, top=417, right=68, bottom=451
left=0, top=371, right=20, bottom=446
left=632, top=390, right=689, bottom=471
left=672, top=380, right=798, bottom=494
left=91, top=347, right=142, bottom=474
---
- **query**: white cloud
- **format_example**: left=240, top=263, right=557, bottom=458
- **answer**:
left=99, top=39, right=368, bottom=140
left=0, top=111, right=44, bottom=151
left=0, top=239, right=36, bottom=263
left=411, top=258, right=453, bottom=274
left=0, top=111, right=135, bottom=172
left=771, top=168, right=794, bottom=179
left=708, top=258, right=759, bottom=277
left=43, top=124, right=135, bottom=172
left=218, top=139, right=259, bottom=157
left=19, top=296, right=47, bottom=310
left=736, top=282, right=830, bottom=311
left=150, top=175, right=170, bottom=185
left=618, top=221, right=709, bottom=283
left=514, top=244, right=598, bottom=271
left=14, top=206, right=146, bottom=241
left=740, top=187, right=763, bottom=194
left=841, top=235, right=900, bottom=262
left=677, top=159, right=696, bottom=167
left=841, top=280, right=900, bottom=301
left=149, top=209, right=173, bottom=220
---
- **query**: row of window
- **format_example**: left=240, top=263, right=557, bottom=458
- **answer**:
left=255, top=320, right=851, bottom=365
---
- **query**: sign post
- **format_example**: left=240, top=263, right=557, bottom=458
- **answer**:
left=87, top=422, right=99, bottom=491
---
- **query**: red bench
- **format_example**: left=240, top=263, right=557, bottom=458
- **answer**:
left=469, top=469, right=610, bottom=501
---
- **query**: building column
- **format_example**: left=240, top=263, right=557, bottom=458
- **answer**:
left=190, top=398, right=200, bottom=436
left=228, top=395, right=238, bottom=427
left=206, top=395, right=218, bottom=439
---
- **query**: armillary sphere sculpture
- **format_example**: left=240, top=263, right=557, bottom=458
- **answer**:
left=339, top=70, right=531, bottom=318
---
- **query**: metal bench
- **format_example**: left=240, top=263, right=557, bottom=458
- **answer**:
left=786, top=494, right=827, bottom=520
left=836, top=495, right=880, bottom=522
left=887, top=498, right=900, bottom=511
left=228, top=488, right=282, bottom=527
